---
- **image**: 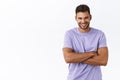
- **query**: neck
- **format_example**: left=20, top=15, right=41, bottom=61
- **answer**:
left=78, top=27, right=91, bottom=33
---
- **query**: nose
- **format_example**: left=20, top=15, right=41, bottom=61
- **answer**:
left=81, top=19, right=85, bottom=23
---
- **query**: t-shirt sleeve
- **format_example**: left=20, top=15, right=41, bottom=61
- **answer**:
left=63, top=31, right=72, bottom=48
left=98, top=32, right=107, bottom=48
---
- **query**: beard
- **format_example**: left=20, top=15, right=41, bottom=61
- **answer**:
left=78, top=22, right=90, bottom=30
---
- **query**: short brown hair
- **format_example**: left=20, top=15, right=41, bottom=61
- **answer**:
left=75, top=4, right=90, bottom=14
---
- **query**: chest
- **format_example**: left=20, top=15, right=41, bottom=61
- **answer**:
left=71, top=34, right=99, bottom=52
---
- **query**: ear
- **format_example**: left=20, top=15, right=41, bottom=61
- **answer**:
left=75, top=16, right=77, bottom=21
left=90, top=15, right=92, bottom=20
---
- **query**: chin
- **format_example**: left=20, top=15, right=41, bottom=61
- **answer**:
left=79, top=26, right=89, bottom=30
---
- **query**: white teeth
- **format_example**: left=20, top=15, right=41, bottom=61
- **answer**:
left=82, top=24, right=86, bottom=27
left=82, top=24, right=86, bottom=26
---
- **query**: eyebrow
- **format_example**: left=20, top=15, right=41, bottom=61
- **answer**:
left=78, top=16, right=89, bottom=19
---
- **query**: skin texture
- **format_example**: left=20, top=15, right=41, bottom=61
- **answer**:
left=63, top=11, right=108, bottom=66
left=75, top=11, right=91, bottom=33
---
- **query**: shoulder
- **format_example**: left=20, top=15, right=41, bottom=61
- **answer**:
left=91, top=27, right=105, bottom=35
left=65, top=27, right=78, bottom=35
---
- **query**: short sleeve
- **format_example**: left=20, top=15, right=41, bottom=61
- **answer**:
left=63, top=31, right=72, bottom=48
left=98, top=32, right=107, bottom=48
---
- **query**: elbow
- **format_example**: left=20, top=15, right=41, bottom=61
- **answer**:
left=63, top=52, right=73, bottom=63
left=102, top=63, right=107, bottom=66
left=65, top=57, right=72, bottom=63
left=101, top=61, right=108, bottom=66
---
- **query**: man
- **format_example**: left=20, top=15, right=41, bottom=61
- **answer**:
left=63, top=4, right=108, bottom=80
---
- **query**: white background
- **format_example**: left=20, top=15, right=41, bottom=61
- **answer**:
left=0, top=0, right=119, bottom=80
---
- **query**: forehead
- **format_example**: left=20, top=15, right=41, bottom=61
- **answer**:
left=76, top=11, right=90, bottom=17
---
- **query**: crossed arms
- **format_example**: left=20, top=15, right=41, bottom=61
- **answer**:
left=63, top=47, right=108, bottom=66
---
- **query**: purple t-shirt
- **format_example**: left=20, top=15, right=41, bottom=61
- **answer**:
left=63, top=27, right=107, bottom=80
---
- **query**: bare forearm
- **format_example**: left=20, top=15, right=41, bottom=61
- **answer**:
left=83, top=55, right=107, bottom=66
left=63, top=48, right=97, bottom=63
left=83, top=47, right=108, bottom=66
left=64, top=52, right=96, bottom=63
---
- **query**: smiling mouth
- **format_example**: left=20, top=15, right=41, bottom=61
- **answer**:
left=81, top=24, right=87, bottom=27
left=80, top=23, right=88, bottom=27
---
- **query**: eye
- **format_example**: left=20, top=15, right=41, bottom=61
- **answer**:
left=78, top=17, right=82, bottom=20
left=85, top=16, right=89, bottom=19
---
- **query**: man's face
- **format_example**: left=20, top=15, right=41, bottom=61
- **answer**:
left=75, top=11, right=91, bottom=31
